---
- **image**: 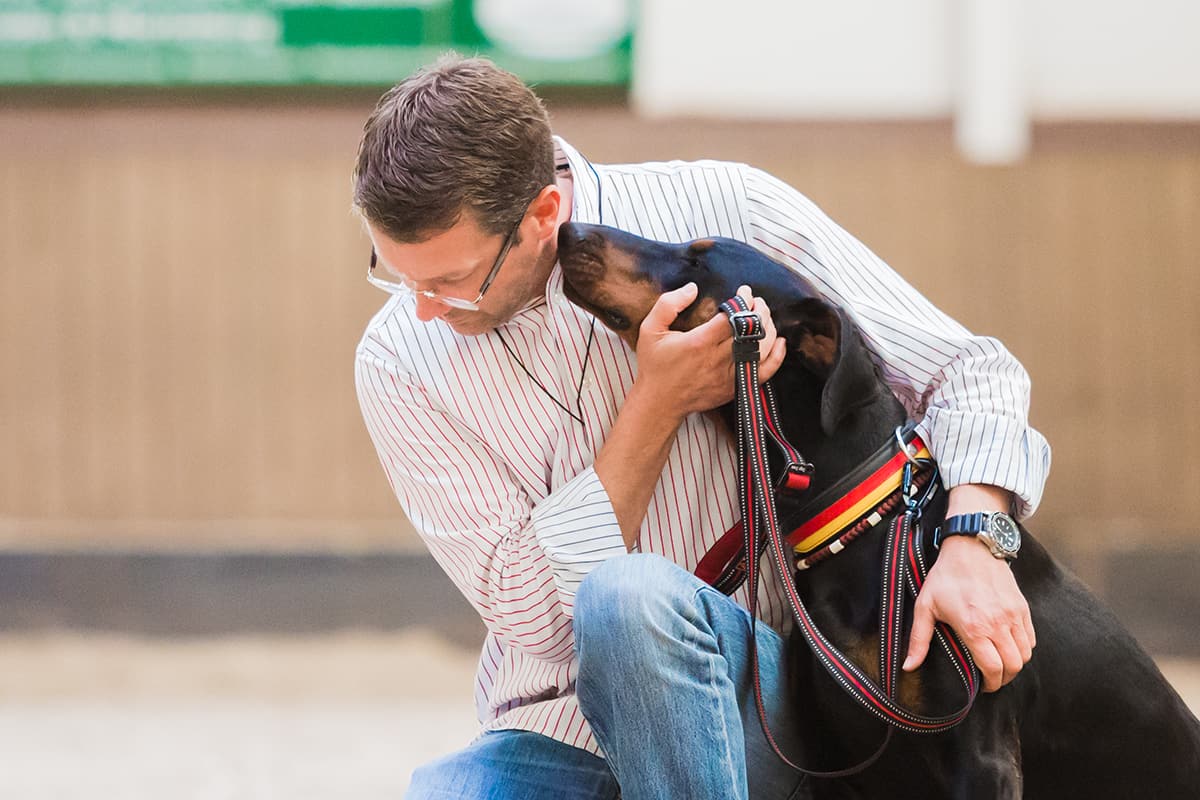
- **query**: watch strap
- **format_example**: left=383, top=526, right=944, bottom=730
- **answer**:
left=944, top=512, right=988, bottom=536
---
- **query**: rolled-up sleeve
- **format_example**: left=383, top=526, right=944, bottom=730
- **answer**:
left=355, top=335, right=626, bottom=666
left=741, top=167, right=1051, bottom=518
left=529, top=468, right=629, bottom=595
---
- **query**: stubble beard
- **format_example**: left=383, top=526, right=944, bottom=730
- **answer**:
left=449, top=239, right=557, bottom=336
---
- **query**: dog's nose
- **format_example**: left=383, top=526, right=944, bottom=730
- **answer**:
left=558, top=222, right=588, bottom=252
left=559, top=221, right=604, bottom=253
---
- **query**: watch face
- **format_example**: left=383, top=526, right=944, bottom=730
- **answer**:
left=989, top=514, right=1021, bottom=554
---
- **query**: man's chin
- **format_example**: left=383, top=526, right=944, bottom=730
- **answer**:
left=444, top=314, right=495, bottom=337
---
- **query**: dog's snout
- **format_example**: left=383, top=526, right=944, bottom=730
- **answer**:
left=557, top=222, right=589, bottom=253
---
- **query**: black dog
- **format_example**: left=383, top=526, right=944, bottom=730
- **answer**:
left=557, top=222, right=1200, bottom=799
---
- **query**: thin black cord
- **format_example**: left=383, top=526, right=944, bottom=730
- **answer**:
left=494, top=152, right=603, bottom=427
left=496, top=318, right=595, bottom=426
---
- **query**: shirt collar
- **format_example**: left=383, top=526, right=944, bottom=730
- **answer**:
left=554, top=136, right=603, bottom=225
left=537, top=136, right=602, bottom=323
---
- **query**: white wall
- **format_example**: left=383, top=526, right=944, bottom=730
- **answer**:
left=633, top=0, right=1200, bottom=160
left=1030, top=0, right=1200, bottom=118
left=635, top=0, right=954, bottom=118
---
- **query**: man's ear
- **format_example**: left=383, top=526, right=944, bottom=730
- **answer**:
left=529, top=184, right=563, bottom=242
left=779, top=299, right=881, bottom=436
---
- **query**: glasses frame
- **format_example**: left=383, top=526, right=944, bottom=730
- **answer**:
left=366, top=209, right=526, bottom=311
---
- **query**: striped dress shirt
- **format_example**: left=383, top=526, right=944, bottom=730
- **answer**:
left=354, top=137, right=1051, bottom=756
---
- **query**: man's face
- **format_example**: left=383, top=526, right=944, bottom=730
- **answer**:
left=366, top=204, right=555, bottom=336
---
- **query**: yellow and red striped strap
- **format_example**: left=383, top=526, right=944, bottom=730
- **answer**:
left=787, top=436, right=931, bottom=557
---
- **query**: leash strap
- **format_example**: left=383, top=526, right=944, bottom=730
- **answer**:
left=695, top=308, right=811, bottom=593
left=724, top=306, right=814, bottom=492
left=760, top=381, right=814, bottom=492
left=718, top=296, right=981, bottom=776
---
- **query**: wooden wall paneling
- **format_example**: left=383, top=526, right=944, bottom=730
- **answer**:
left=7, top=151, right=77, bottom=518
left=1015, top=158, right=1081, bottom=524
left=128, top=154, right=178, bottom=521
left=1127, top=155, right=1176, bottom=523
left=1172, top=156, right=1200, bottom=520
left=2, top=106, right=1199, bottom=549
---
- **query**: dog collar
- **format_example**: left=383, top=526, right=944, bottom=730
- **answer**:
left=696, top=426, right=934, bottom=588
left=787, top=431, right=932, bottom=560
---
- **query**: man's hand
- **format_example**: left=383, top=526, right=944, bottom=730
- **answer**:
left=633, top=283, right=786, bottom=421
left=903, top=512, right=1036, bottom=693
left=595, top=284, right=785, bottom=547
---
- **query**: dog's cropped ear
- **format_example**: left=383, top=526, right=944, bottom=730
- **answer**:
left=779, top=298, right=882, bottom=436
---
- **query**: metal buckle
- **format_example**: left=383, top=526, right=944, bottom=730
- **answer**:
left=726, top=310, right=765, bottom=341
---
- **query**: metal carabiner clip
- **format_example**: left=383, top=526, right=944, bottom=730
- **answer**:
left=894, top=425, right=921, bottom=466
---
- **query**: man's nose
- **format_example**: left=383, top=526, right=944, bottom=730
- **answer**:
left=414, top=294, right=450, bottom=322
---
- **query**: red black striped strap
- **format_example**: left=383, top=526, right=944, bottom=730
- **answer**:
left=720, top=296, right=981, bottom=775
left=760, top=382, right=814, bottom=493
left=696, top=301, right=811, bottom=593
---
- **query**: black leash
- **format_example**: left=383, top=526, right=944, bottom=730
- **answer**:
left=720, top=295, right=981, bottom=776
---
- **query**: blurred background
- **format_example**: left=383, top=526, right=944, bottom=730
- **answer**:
left=1, top=0, right=1198, bottom=796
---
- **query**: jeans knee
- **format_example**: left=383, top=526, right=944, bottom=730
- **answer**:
left=574, top=553, right=700, bottom=658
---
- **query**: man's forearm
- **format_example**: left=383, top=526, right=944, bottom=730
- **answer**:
left=593, top=383, right=685, bottom=550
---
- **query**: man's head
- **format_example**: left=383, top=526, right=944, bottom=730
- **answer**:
left=354, top=54, right=564, bottom=334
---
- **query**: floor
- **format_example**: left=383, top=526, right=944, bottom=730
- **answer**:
left=1, top=630, right=1197, bottom=798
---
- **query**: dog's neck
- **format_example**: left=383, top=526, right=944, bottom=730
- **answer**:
left=747, top=361, right=910, bottom=515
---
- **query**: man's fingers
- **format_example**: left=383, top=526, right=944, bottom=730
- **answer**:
left=903, top=601, right=935, bottom=672
left=1012, top=619, right=1034, bottom=665
left=994, top=630, right=1026, bottom=687
left=694, top=284, right=759, bottom=345
left=643, top=282, right=698, bottom=332
left=692, top=306, right=736, bottom=344
left=759, top=338, right=787, bottom=382
left=749, top=294, right=778, bottom=362
left=970, top=638, right=1006, bottom=693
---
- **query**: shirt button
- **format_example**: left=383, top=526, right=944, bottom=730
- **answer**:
left=582, top=376, right=595, bottom=390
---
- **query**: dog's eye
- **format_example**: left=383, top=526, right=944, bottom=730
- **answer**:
left=607, top=309, right=629, bottom=330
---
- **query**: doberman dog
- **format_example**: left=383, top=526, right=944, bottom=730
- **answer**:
left=556, top=222, right=1200, bottom=799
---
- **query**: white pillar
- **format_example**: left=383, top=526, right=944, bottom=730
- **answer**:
left=956, top=0, right=1031, bottom=164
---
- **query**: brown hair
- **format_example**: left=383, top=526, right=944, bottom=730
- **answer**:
left=353, top=54, right=555, bottom=242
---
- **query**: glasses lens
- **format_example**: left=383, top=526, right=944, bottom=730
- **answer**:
left=435, top=295, right=480, bottom=311
left=367, top=249, right=480, bottom=309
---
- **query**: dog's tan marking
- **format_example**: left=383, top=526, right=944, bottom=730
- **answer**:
left=689, top=239, right=716, bottom=253
left=896, top=667, right=924, bottom=712
left=675, top=296, right=720, bottom=332
left=844, top=628, right=926, bottom=713
left=794, top=331, right=837, bottom=373
left=582, top=245, right=661, bottom=344
left=846, top=633, right=880, bottom=683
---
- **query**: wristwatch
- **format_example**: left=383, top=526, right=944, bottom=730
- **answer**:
left=938, top=512, right=1021, bottom=561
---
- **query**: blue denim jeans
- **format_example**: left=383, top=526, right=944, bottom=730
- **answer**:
left=407, top=553, right=808, bottom=800
left=406, top=729, right=619, bottom=799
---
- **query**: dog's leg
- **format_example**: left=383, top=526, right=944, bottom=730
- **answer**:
left=938, top=711, right=1023, bottom=800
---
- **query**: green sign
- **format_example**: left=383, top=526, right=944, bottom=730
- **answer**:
left=0, top=1, right=633, bottom=86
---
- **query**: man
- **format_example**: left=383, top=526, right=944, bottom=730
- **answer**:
left=353, top=55, right=1049, bottom=800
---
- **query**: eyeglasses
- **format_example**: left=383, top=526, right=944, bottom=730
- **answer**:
left=366, top=211, right=525, bottom=311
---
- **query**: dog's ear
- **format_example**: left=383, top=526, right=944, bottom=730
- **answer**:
left=779, top=298, right=881, bottom=436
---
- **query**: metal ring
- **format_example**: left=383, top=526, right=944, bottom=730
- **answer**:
left=894, top=425, right=921, bottom=465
